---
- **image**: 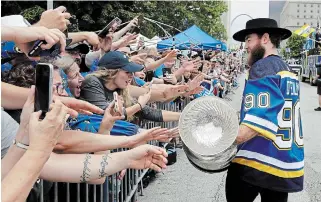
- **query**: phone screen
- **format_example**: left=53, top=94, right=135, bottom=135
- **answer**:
left=131, top=26, right=141, bottom=34
left=162, top=68, right=172, bottom=78
left=98, top=17, right=122, bottom=38
left=198, top=64, right=204, bottom=72
left=175, top=59, right=180, bottom=69
left=113, top=91, right=122, bottom=115
left=34, top=63, right=53, bottom=119
left=145, top=71, right=154, bottom=82
left=137, top=15, right=144, bottom=25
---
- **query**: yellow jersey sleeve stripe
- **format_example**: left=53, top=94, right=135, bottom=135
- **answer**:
left=277, top=71, right=298, bottom=79
left=241, top=122, right=276, bottom=141
left=232, top=158, right=304, bottom=178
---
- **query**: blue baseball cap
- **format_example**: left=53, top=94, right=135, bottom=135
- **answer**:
left=98, top=51, right=144, bottom=73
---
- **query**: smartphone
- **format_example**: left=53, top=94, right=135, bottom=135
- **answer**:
left=137, top=15, right=144, bottom=25
left=28, top=39, right=72, bottom=58
left=130, top=15, right=144, bottom=34
left=98, top=17, right=122, bottom=38
left=175, top=59, right=180, bottom=69
left=34, top=63, right=54, bottom=119
left=162, top=67, right=172, bottom=78
left=113, top=91, right=123, bottom=115
left=145, top=71, right=154, bottom=82
left=131, top=26, right=141, bottom=34
left=198, top=64, right=204, bottom=72
left=139, top=37, right=145, bottom=46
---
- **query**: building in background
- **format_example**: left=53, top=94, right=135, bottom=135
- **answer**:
left=279, top=1, right=321, bottom=47
left=221, top=0, right=231, bottom=46
left=280, top=1, right=321, bottom=32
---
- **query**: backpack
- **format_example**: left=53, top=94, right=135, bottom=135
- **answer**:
left=68, top=114, right=139, bottom=136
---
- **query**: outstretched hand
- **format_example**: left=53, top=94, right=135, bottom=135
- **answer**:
left=127, top=145, right=168, bottom=172
left=131, top=127, right=169, bottom=147
left=55, top=96, right=104, bottom=117
left=100, top=101, right=125, bottom=133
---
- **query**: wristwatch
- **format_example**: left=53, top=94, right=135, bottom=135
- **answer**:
left=13, top=139, right=29, bottom=150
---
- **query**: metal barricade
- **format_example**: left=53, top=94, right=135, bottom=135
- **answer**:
left=38, top=99, right=190, bottom=202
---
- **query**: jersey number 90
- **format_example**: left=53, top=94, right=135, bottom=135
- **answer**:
left=245, top=94, right=303, bottom=150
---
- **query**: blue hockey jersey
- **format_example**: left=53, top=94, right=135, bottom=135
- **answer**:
left=232, top=70, right=304, bottom=192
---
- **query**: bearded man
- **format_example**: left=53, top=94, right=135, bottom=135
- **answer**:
left=226, top=18, right=304, bottom=202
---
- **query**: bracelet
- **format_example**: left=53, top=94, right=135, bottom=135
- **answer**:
left=13, top=139, right=29, bottom=150
left=137, top=102, right=143, bottom=110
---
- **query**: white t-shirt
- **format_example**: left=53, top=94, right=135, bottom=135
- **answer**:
left=1, top=110, right=19, bottom=159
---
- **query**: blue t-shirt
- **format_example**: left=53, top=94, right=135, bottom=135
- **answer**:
left=134, top=77, right=146, bottom=87
left=154, top=64, right=165, bottom=78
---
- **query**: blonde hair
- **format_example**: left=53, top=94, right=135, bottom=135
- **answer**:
left=147, top=47, right=158, bottom=56
left=88, top=69, right=134, bottom=108
left=138, top=47, right=158, bottom=57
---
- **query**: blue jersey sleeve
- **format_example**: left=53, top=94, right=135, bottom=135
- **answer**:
left=240, top=75, right=285, bottom=140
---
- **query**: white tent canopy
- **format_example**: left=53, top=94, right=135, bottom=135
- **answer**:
left=145, top=36, right=162, bottom=47
left=130, top=35, right=162, bottom=50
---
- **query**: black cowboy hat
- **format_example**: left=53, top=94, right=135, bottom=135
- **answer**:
left=233, top=18, right=292, bottom=42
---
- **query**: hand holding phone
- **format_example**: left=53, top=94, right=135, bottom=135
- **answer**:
left=34, top=63, right=54, bottom=119
left=130, top=15, right=144, bottom=34
left=28, top=38, right=72, bottom=58
left=98, top=17, right=122, bottom=38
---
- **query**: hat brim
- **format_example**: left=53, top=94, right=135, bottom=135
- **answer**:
left=233, top=27, right=292, bottom=42
left=122, top=62, right=144, bottom=73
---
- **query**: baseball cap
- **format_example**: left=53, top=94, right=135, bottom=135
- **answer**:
left=1, top=15, right=30, bottom=27
left=1, top=15, right=30, bottom=64
left=98, top=51, right=144, bottom=73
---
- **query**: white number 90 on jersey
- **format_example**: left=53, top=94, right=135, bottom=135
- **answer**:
left=244, top=93, right=303, bottom=150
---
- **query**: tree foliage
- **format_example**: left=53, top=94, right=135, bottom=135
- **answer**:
left=1, top=1, right=228, bottom=40
left=285, top=34, right=306, bottom=58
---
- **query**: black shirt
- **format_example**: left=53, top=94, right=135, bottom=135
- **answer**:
left=80, top=75, right=163, bottom=122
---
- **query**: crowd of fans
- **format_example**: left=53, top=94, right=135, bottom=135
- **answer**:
left=1, top=6, right=243, bottom=202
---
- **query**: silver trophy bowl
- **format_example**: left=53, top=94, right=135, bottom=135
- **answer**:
left=178, top=96, right=239, bottom=173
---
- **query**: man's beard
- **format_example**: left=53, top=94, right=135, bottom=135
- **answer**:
left=248, top=44, right=265, bottom=66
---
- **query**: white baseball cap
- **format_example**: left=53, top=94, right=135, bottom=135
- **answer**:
left=1, top=15, right=31, bottom=27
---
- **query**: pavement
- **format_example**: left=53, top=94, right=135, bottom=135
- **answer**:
left=139, top=73, right=321, bottom=202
